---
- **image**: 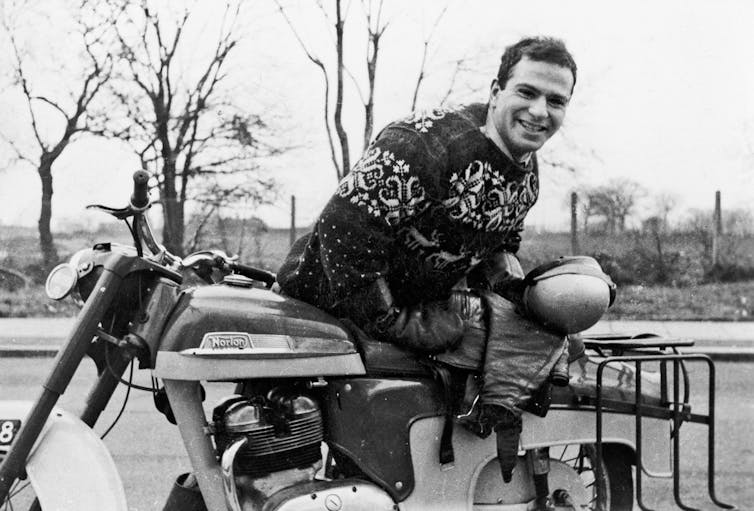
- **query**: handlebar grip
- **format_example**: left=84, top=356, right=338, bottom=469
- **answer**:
left=227, top=262, right=277, bottom=288
left=131, top=170, right=151, bottom=209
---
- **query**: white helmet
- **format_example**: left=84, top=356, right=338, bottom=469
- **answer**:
left=522, top=256, right=616, bottom=335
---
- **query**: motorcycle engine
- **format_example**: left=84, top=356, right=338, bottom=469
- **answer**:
left=213, top=387, right=324, bottom=506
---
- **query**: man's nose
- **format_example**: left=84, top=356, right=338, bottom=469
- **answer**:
left=528, top=96, right=548, bottom=118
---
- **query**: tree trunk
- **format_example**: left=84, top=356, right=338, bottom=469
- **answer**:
left=162, top=197, right=185, bottom=256
left=334, top=0, right=350, bottom=177
left=37, top=161, right=58, bottom=268
left=160, top=160, right=185, bottom=256
left=570, top=192, right=580, bottom=255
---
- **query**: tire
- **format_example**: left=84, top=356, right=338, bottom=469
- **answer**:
left=600, top=444, right=634, bottom=511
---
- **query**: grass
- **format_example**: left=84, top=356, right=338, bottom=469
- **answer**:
left=2, top=225, right=753, bottom=320
left=0, top=287, right=81, bottom=318
left=605, top=281, right=754, bottom=321
left=5, top=280, right=750, bottom=320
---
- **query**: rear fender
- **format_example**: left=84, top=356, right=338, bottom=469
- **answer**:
left=520, top=408, right=671, bottom=477
left=401, top=410, right=671, bottom=511
left=0, top=401, right=128, bottom=511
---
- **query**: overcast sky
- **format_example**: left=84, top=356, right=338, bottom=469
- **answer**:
left=1, top=0, right=753, bottom=232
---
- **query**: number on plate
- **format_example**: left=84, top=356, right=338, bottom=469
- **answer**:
left=0, top=420, right=20, bottom=445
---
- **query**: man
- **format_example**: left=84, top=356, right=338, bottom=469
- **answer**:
left=278, top=36, right=577, bottom=480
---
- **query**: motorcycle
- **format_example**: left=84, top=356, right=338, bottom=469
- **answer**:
left=0, top=171, right=738, bottom=511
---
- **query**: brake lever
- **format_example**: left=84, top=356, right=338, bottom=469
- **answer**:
left=86, top=203, right=137, bottom=220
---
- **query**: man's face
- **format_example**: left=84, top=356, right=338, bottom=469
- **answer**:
left=488, top=57, right=574, bottom=159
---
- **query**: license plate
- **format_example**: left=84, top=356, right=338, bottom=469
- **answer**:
left=0, top=420, right=21, bottom=446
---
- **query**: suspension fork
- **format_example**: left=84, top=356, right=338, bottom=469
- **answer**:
left=0, top=262, right=126, bottom=501
left=79, top=345, right=136, bottom=427
left=526, top=447, right=552, bottom=510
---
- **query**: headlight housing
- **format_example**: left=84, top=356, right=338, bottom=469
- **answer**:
left=45, top=264, right=79, bottom=300
left=44, top=248, right=98, bottom=301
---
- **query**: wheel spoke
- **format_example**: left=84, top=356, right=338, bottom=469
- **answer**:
left=8, top=482, right=29, bottom=499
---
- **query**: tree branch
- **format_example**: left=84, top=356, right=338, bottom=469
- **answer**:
left=275, top=0, right=341, bottom=178
left=410, top=5, right=447, bottom=111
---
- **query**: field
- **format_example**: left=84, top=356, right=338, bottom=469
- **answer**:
left=1, top=225, right=753, bottom=319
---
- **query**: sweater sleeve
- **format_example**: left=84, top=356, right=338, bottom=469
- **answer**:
left=316, top=127, right=467, bottom=351
left=320, top=126, right=434, bottom=306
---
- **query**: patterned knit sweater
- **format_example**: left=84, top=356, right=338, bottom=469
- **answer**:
left=277, top=103, right=539, bottom=331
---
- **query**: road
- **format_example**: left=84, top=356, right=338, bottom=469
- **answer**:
left=0, top=357, right=752, bottom=510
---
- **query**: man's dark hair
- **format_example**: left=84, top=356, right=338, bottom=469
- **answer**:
left=496, top=37, right=577, bottom=91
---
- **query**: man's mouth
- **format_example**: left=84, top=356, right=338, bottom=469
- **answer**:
left=518, top=120, right=547, bottom=133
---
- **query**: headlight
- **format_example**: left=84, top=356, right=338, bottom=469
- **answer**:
left=45, top=264, right=79, bottom=300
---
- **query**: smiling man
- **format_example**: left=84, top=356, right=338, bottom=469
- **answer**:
left=278, top=36, right=577, bottom=481
left=486, top=53, right=573, bottom=161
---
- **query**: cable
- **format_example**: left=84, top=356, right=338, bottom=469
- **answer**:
left=100, top=361, right=133, bottom=440
left=104, top=343, right=156, bottom=392
left=125, top=218, right=143, bottom=257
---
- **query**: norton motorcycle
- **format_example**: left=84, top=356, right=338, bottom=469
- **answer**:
left=0, top=171, right=737, bottom=510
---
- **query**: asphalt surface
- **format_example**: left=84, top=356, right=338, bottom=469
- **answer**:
left=1, top=355, right=751, bottom=510
left=1, top=317, right=753, bottom=360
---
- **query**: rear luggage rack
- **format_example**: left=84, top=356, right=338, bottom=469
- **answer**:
left=583, top=333, right=736, bottom=511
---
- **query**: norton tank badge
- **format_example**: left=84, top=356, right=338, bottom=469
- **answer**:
left=195, top=332, right=295, bottom=355
left=203, top=332, right=254, bottom=350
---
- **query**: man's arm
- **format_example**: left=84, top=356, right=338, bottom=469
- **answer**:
left=316, top=126, right=468, bottom=352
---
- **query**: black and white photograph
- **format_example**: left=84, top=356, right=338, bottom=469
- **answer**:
left=0, top=1, right=752, bottom=509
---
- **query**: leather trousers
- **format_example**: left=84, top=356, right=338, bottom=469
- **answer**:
left=436, top=291, right=567, bottom=413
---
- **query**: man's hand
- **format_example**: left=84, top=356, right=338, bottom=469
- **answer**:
left=376, top=301, right=465, bottom=353
left=483, top=252, right=527, bottom=307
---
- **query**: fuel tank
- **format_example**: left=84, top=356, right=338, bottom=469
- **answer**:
left=153, top=283, right=366, bottom=381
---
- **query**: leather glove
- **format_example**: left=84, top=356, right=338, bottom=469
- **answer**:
left=349, top=278, right=466, bottom=353
left=486, top=252, right=525, bottom=286
left=486, top=252, right=527, bottom=307
left=375, top=301, right=465, bottom=353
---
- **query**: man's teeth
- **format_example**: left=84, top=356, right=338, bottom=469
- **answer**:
left=520, top=120, right=545, bottom=132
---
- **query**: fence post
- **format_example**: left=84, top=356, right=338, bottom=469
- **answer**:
left=711, top=190, right=721, bottom=265
left=571, top=192, right=580, bottom=255
left=290, top=195, right=296, bottom=247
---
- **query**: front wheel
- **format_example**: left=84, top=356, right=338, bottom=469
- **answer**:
left=1, top=479, right=40, bottom=511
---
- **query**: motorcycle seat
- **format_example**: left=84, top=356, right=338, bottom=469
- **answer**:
left=340, top=319, right=433, bottom=377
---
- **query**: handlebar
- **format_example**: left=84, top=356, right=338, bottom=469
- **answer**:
left=130, top=170, right=150, bottom=210
left=226, top=261, right=276, bottom=288
left=97, top=171, right=275, bottom=285
left=181, top=250, right=277, bottom=288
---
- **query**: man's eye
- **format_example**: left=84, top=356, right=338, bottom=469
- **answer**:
left=547, top=98, right=567, bottom=108
left=517, top=89, right=535, bottom=99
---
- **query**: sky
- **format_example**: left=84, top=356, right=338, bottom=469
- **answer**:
left=1, top=0, right=753, bottom=233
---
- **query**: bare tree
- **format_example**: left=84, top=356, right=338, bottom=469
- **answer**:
left=361, top=0, right=388, bottom=150
left=409, top=6, right=447, bottom=111
left=578, top=179, right=646, bottom=234
left=186, top=180, right=274, bottom=254
left=651, top=191, right=679, bottom=231
left=1, top=1, right=114, bottom=267
left=105, top=0, right=276, bottom=255
left=276, top=1, right=455, bottom=180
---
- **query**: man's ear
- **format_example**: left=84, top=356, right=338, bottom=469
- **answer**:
left=489, top=78, right=501, bottom=102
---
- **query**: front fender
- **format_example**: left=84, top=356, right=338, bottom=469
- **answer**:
left=0, top=401, right=128, bottom=511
